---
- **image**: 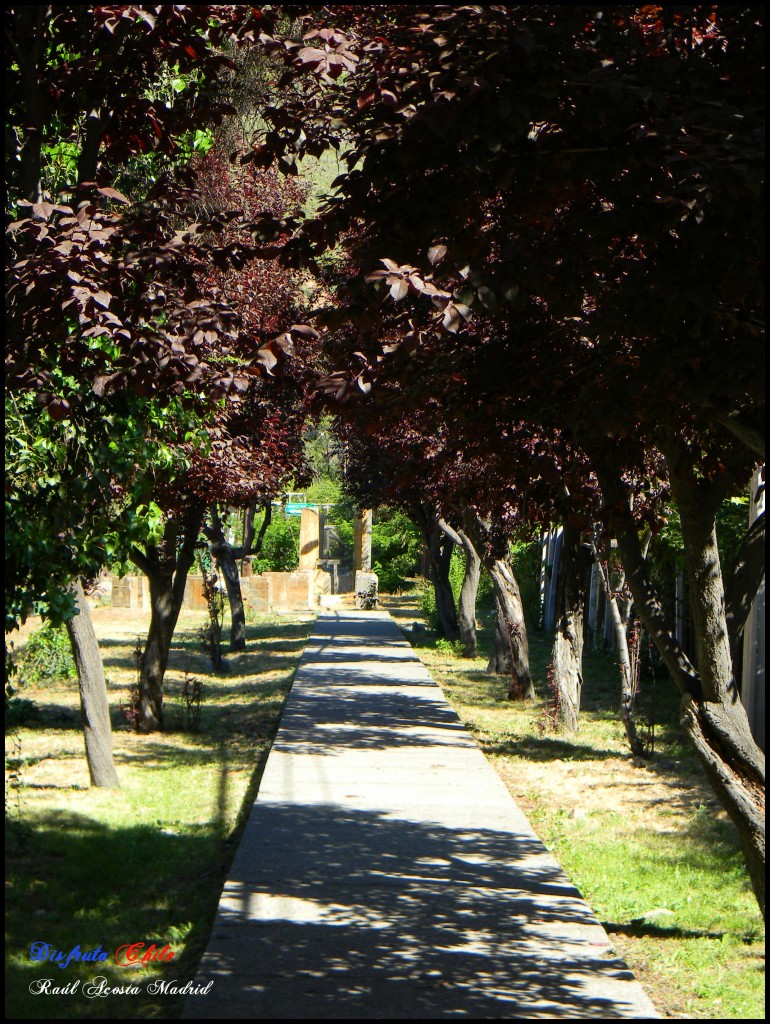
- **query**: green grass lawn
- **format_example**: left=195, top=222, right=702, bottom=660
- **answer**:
left=383, top=593, right=765, bottom=1020
left=5, top=607, right=315, bottom=1020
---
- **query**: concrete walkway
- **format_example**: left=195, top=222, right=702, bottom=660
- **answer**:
left=184, top=611, right=658, bottom=1020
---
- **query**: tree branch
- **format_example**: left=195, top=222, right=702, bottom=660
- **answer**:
left=245, top=500, right=271, bottom=557
left=230, top=499, right=272, bottom=559
left=241, top=497, right=258, bottom=553
left=596, top=464, right=703, bottom=701
left=129, top=545, right=153, bottom=576
left=171, top=504, right=205, bottom=610
left=437, top=517, right=462, bottom=547
left=717, top=411, right=765, bottom=459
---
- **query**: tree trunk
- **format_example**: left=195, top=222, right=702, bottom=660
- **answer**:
left=487, top=597, right=513, bottom=675
left=549, top=522, right=590, bottom=733
left=457, top=529, right=481, bottom=658
left=206, top=507, right=246, bottom=652
left=65, top=578, right=120, bottom=788
left=589, top=533, right=646, bottom=756
left=77, top=109, right=105, bottom=184
left=488, top=557, right=535, bottom=700
left=139, top=569, right=177, bottom=731
left=598, top=461, right=765, bottom=915
left=543, top=529, right=563, bottom=633
left=204, top=500, right=273, bottom=653
left=412, top=504, right=459, bottom=640
left=436, top=516, right=480, bottom=657
left=132, top=502, right=204, bottom=733
left=431, top=536, right=459, bottom=640
left=461, top=511, right=534, bottom=699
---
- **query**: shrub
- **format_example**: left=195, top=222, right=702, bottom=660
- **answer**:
left=251, top=510, right=301, bottom=573
left=373, top=552, right=416, bottom=593
left=448, top=547, right=465, bottom=601
left=415, top=575, right=438, bottom=629
left=510, top=537, right=543, bottom=628
left=179, top=672, right=203, bottom=732
left=372, top=507, right=421, bottom=589
left=17, top=623, right=76, bottom=687
left=435, top=637, right=464, bottom=657
left=5, top=697, right=39, bottom=729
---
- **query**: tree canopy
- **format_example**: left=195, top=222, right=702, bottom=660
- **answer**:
left=5, top=4, right=765, bottom=911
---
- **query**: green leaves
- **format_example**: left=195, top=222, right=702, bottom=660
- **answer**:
left=133, top=502, right=166, bottom=546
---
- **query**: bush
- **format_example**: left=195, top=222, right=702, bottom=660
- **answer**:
left=510, top=537, right=543, bottom=628
left=448, top=547, right=465, bottom=601
left=372, top=507, right=421, bottom=589
left=415, top=548, right=472, bottom=629
left=17, top=623, right=76, bottom=687
left=435, top=637, right=464, bottom=657
left=415, top=575, right=438, bottom=629
left=5, top=697, right=38, bottom=729
left=251, top=510, right=301, bottom=573
left=374, top=552, right=416, bottom=593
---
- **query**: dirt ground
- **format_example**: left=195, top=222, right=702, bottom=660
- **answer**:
left=498, top=751, right=727, bottom=830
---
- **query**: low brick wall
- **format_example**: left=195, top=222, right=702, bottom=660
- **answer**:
left=111, top=571, right=321, bottom=613
left=248, top=570, right=317, bottom=613
left=111, top=575, right=149, bottom=611
left=183, top=576, right=208, bottom=612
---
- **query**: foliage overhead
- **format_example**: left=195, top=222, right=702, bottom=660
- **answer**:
left=5, top=5, right=320, bottom=627
left=253, top=5, right=763, bottom=477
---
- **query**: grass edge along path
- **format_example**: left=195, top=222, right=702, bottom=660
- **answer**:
left=5, top=608, right=315, bottom=1020
left=381, top=594, right=765, bottom=1021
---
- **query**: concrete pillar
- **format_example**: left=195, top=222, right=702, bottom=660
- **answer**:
left=354, top=509, right=373, bottom=572
left=299, top=508, right=320, bottom=571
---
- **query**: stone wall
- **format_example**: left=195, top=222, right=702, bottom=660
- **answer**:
left=111, top=575, right=150, bottom=610
left=111, top=565, right=369, bottom=614
left=251, top=570, right=316, bottom=613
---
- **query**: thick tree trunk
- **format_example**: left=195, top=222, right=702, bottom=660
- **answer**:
left=77, top=109, right=105, bottom=184
left=66, top=579, right=120, bottom=788
left=436, top=516, right=480, bottom=657
left=549, top=522, right=590, bottom=733
left=132, top=502, right=204, bottom=733
left=598, top=462, right=765, bottom=915
left=488, top=558, right=535, bottom=700
left=140, top=569, right=177, bottom=731
left=206, top=507, right=246, bottom=652
left=457, top=530, right=481, bottom=658
left=676, top=495, right=764, bottom=916
left=461, top=511, right=534, bottom=699
left=487, top=598, right=513, bottom=675
left=431, top=537, right=459, bottom=640
left=589, top=534, right=646, bottom=756
left=218, top=547, right=245, bottom=651
left=204, top=500, right=273, bottom=653
left=413, top=504, right=459, bottom=640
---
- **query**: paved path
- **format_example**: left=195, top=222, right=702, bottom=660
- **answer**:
left=184, top=611, right=658, bottom=1019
